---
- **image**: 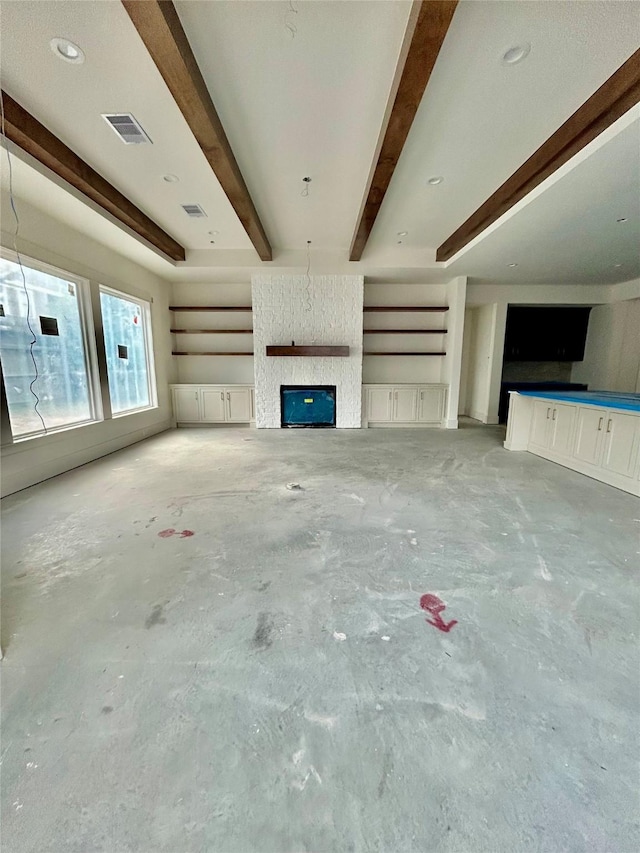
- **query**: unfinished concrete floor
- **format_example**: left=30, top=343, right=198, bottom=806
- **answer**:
left=1, top=424, right=639, bottom=852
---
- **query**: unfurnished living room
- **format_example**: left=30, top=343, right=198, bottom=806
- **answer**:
left=1, top=2, right=639, bottom=851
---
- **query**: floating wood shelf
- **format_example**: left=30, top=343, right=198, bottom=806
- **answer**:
left=171, top=329, right=253, bottom=334
left=266, top=345, right=349, bottom=357
left=363, top=306, right=449, bottom=312
left=172, top=351, right=253, bottom=356
left=364, top=352, right=447, bottom=356
left=363, top=329, right=447, bottom=334
left=169, top=306, right=252, bottom=312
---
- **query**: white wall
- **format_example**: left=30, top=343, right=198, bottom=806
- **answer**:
left=442, top=276, right=467, bottom=428
left=572, top=297, right=640, bottom=392
left=362, top=283, right=447, bottom=384
left=1, top=192, right=173, bottom=496
left=460, top=303, right=506, bottom=423
left=170, top=281, right=254, bottom=384
left=252, top=274, right=364, bottom=428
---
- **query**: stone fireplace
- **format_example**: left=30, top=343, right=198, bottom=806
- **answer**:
left=252, top=274, right=364, bottom=428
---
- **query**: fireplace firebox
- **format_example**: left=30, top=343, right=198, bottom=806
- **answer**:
left=280, top=386, right=336, bottom=428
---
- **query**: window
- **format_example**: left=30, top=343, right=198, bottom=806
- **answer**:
left=100, top=287, right=154, bottom=414
left=0, top=254, right=96, bottom=438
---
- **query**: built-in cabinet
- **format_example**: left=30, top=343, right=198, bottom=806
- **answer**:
left=505, top=393, right=640, bottom=496
left=171, top=385, right=254, bottom=424
left=363, top=384, right=447, bottom=427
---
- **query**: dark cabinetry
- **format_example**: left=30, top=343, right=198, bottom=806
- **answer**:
left=504, top=307, right=591, bottom=361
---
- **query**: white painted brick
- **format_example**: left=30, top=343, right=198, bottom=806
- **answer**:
left=252, top=275, right=364, bottom=428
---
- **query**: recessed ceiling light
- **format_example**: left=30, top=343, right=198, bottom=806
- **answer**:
left=427, top=176, right=444, bottom=186
left=614, top=263, right=623, bottom=268
left=507, top=263, right=518, bottom=268
left=163, top=174, right=179, bottom=183
left=502, top=43, right=531, bottom=65
left=50, top=37, right=84, bottom=64
left=397, top=231, right=408, bottom=237
left=617, top=217, right=628, bottom=223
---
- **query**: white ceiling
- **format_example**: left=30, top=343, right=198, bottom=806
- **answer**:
left=0, top=0, right=638, bottom=286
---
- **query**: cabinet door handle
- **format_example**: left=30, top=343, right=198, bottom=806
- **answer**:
left=227, top=392, right=230, bottom=401
left=606, top=419, right=612, bottom=433
left=552, top=408, right=556, bottom=420
left=597, top=417, right=603, bottom=431
left=420, top=391, right=424, bottom=401
left=220, top=392, right=224, bottom=401
left=195, top=391, right=198, bottom=400
left=546, top=407, right=551, bottom=419
left=388, top=391, right=392, bottom=401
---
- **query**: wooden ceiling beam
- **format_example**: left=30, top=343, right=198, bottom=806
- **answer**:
left=122, top=0, right=272, bottom=261
left=349, top=0, right=458, bottom=262
left=1, top=91, right=186, bottom=261
left=437, top=48, right=640, bottom=262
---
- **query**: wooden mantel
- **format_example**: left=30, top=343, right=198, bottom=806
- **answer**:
left=266, top=345, right=350, bottom=357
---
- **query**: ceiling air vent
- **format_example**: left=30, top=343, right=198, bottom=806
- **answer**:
left=102, top=113, right=152, bottom=144
left=181, top=204, right=207, bottom=218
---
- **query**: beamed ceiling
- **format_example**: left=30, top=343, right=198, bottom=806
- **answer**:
left=0, top=0, right=639, bottom=285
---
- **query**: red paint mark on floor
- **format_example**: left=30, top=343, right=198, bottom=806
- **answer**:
left=157, top=528, right=195, bottom=539
left=420, top=593, right=458, bottom=633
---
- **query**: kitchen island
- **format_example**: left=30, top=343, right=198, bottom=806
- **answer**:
left=505, top=390, right=640, bottom=496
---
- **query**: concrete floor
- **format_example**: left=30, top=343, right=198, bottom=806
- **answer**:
left=1, top=424, right=639, bottom=853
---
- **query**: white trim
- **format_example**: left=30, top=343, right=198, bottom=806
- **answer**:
left=0, top=247, right=102, bottom=440
left=98, top=284, right=157, bottom=415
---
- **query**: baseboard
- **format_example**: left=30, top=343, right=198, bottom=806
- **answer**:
left=1, top=419, right=173, bottom=497
left=367, top=422, right=442, bottom=429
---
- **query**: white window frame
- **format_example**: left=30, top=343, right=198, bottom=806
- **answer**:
left=98, top=284, right=157, bottom=417
left=0, top=249, right=103, bottom=442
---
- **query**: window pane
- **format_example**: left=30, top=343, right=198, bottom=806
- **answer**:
left=0, top=256, right=92, bottom=437
left=100, top=290, right=151, bottom=413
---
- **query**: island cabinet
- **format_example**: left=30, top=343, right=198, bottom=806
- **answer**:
left=505, top=391, right=640, bottom=496
left=171, top=385, right=254, bottom=424
left=529, top=400, right=577, bottom=457
left=574, top=408, right=639, bottom=477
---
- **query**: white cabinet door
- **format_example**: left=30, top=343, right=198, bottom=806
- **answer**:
left=367, top=387, right=393, bottom=422
left=417, top=387, right=444, bottom=423
left=226, top=388, right=251, bottom=422
left=549, top=403, right=576, bottom=456
left=201, top=388, right=226, bottom=422
left=393, top=388, right=418, bottom=422
left=601, top=412, right=639, bottom=477
left=530, top=400, right=552, bottom=447
left=573, top=407, right=605, bottom=464
left=173, top=387, right=201, bottom=422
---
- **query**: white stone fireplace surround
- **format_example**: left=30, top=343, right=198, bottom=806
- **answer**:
left=252, top=274, right=364, bottom=428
